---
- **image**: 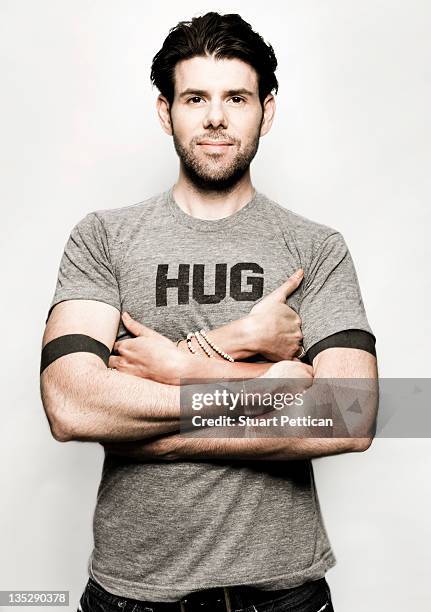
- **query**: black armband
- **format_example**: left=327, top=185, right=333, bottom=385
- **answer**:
left=40, top=334, right=111, bottom=374
left=304, top=329, right=377, bottom=365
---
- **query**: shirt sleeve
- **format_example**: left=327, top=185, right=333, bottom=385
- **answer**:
left=299, top=231, right=376, bottom=357
left=46, top=212, right=121, bottom=323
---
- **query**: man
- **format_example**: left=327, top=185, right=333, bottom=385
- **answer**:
left=40, top=12, right=378, bottom=612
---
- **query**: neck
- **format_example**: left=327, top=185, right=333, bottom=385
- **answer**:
left=172, top=168, right=255, bottom=220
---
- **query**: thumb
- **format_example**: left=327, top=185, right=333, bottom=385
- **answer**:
left=121, top=311, right=147, bottom=337
left=270, top=269, right=304, bottom=302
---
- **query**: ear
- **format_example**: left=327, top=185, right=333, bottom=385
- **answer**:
left=259, top=94, right=276, bottom=137
left=156, top=95, right=173, bottom=135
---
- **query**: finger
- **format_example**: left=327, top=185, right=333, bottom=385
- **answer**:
left=270, top=269, right=304, bottom=302
left=121, top=311, right=147, bottom=337
left=305, top=365, right=314, bottom=377
left=113, top=340, right=127, bottom=353
left=108, top=355, right=119, bottom=369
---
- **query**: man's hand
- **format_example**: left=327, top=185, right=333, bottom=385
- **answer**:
left=109, top=312, right=187, bottom=385
left=259, top=358, right=313, bottom=381
left=245, top=269, right=304, bottom=361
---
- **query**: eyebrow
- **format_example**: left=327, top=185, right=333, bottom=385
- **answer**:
left=178, top=88, right=255, bottom=99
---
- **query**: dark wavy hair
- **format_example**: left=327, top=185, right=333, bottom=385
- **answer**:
left=150, top=12, right=278, bottom=107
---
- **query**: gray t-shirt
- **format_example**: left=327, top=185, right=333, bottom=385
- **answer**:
left=47, top=187, right=374, bottom=601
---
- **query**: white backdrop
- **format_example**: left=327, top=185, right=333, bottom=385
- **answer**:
left=1, top=1, right=430, bottom=610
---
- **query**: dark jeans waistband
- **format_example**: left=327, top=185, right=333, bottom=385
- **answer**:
left=84, top=575, right=329, bottom=611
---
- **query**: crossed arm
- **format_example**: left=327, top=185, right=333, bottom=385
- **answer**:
left=40, top=282, right=378, bottom=460
left=103, top=339, right=378, bottom=461
left=41, top=272, right=305, bottom=441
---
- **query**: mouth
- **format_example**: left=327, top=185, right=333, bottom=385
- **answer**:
left=198, top=140, right=234, bottom=145
left=197, top=141, right=234, bottom=152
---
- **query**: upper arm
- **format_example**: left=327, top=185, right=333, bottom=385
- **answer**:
left=312, top=347, right=378, bottom=452
left=312, top=346, right=377, bottom=379
left=299, top=230, right=378, bottom=377
left=299, top=232, right=376, bottom=357
left=297, top=231, right=378, bottom=450
left=40, top=300, right=120, bottom=440
left=42, top=209, right=121, bottom=354
left=42, top=299, right=120, bottom=350
left=41, top=295, right=119, bottom=406
left=41, top=211, right=122, bottom=437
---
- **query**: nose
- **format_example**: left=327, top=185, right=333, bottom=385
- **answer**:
left=203, top=101, right=228, bottom=130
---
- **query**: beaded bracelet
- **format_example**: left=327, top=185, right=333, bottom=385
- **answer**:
left=198, top=329, right=235, bottom=362
left=194, top=330, right=214, bottom=358
left=186, top=332, right=197, bottom=354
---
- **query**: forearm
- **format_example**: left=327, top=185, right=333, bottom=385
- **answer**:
left=178, top=350, right=271, bottom=379
left=174, top=315, right=272, bottom=379
left=104, top=425, right=362, bottom=461
left=178, top=316, right=258, bottom=361
left=104, top=374, right=376, bottom=460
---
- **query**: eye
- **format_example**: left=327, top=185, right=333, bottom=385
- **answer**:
left=187, top=96, right=204, bottom=104
left=230, top=96, right=245, bottom=104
